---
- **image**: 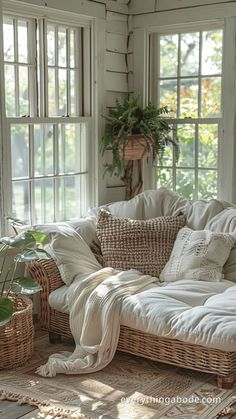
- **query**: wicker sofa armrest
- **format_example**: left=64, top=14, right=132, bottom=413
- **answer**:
left=27, top=258, right=64, bottom=330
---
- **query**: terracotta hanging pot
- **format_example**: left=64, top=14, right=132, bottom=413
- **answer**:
left=118, top=134, right=153, bottom=161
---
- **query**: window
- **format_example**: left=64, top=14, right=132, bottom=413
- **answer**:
left=153, top=27, right=223, bottom=200
left=2, top=13, right=92, bottom=225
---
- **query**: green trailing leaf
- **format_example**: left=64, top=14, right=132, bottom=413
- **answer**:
left=12, top=277, right=42, bottom=295
left=0, top=297, right=13, bottom=325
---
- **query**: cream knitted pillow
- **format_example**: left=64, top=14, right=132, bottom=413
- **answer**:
left=160, top=227, right=235, bottom=282
left=96, top=210, right=186, bottom=278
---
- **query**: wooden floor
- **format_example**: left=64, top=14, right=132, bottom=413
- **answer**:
left=0, top=400, right=39, bottom=419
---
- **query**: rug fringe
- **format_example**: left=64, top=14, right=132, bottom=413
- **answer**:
left=0, top=390, right=90, bottom=419
left=214, top=404, right=236, bottom=418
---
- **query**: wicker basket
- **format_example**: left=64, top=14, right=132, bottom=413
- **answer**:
left=0, top=294, right=34, bottom=369
left=118, top=134, right=153, bottom=160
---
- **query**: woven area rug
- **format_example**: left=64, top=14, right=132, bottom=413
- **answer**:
left=0, top=334, right=236, bottom=419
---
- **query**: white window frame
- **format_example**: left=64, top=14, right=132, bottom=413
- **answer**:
left=132, top=12, right=236, bottom=204
left=0, top=3, right=97, bottom=229
left=150, top=23, right=223, bottom=201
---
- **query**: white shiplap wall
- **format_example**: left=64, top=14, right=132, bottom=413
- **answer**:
left=129, top=0, right=236, bottom=14
left=91, top=0, right=134, bottom=202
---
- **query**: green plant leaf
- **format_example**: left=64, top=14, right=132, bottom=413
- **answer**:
left=100, top=95, right=177, bottom=177
left=0, top=297, right=13, bottom=325
left=15, top=248, right=49, bottom=262
left=0, top=231, right=36, bottom=250
left=26, top=231, right=50, bottom=245
left=12, top=277, right=42, bottom=295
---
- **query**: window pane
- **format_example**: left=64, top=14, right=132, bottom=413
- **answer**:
left=198, top=170, right=217, bottom=199
left=70, top=70, right=75, bottom=115
left=160, top=34, right=178, bottom=78
left=59, top=174, right=87, bottom=220
left=34, top=178, right=54, bottom=224
left=157, top=168, right=173, bottom=189
left=177, top=124, right=195, bottom=167
left=202, top=30, right=223, bottom=75
left=19, top=66, right=29, bottom=116
left=48, top=68, right=56, bottom=116
left=18, top=20, right=28, bottom=63
left=180, top=78, right=198, bottom=118
left=12, top=181, right=30, bottom=224
left=34, top=179, right=43, bottom=224
left=58, top=27, right=67, bottom=67
left=5, top=64, right=15, bottom=116
left=34, top=124, right=54, bottom=176
left=198, top=124, right=218, bottom=168
left=70, top=29, right=75, bottom=68
left=47, top=24, right=55, bottom=66
left=181, top=32, right=199, bottom=76
left=58, top=69, right=67, bottom=115
left=59, top=123, right=87, bottom=173
left=176, top=169, right=195, bottom=201
left=201, top=77, right=221, bottom=117
left=3, top=17, right=14, bottom=61
left=79, top=123, right=87, bottom=172
left=159, top=79, right=177, bottom=117
left=11, top=125, right=29, bottom=178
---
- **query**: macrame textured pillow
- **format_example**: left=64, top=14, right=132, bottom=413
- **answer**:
left=160, top=227, right=235, bottom=282
left=96, top=210, right=186, bottom=278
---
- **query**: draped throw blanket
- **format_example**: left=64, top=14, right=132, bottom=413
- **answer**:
left=37, top=267, right=156, bottom=377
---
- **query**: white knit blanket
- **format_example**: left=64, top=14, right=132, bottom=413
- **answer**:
left=37, top=267, right=156, bottom=377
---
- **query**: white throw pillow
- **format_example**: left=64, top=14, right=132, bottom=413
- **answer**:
left=40, top=224, right=101, bottom=286
left=159, top=227, right=235, bottom=282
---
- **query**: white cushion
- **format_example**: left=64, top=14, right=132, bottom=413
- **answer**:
left=35, top=216, right=97, bottom=246
left=159, top=227, right=235, bottom=282
left=49, top=277, right=236, bottom=351
left=87, top=187, right=190, bottom=221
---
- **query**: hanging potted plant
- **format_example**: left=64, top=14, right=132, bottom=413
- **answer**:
left=100, top=96, right=179, bottom=177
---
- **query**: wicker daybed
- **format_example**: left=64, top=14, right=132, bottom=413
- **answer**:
left=29, top=258, right=236, bottom=389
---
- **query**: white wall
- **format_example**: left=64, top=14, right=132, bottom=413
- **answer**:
left=129, top=0, right=236, bottom=14
left=90, top=0, right=133, bottom=203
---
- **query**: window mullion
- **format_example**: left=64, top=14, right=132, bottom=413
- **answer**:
left=38, top=18, right=46, bottom=117
left=77, top=28, right=82, bottom=116
left=28, top=19, right=37, bottom=117
left=29, top=124, right=35, bottom=224
left=66, top=28, right=70, bottom=116
left=195, top=123, right=199, bottom=200
left=53, top=124, right=59, bottom=221
left=177, top=33, right=181, bottom=119
left=198, top=31, right=203, bottom=118
left=61, top=124, right=66, bottom=220
left=13, top=18, right=19, bottom=116
left=55, top=26, right=59, bottom=116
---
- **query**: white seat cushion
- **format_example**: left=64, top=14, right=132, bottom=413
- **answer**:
left=49, top=276, right=236, bottom=351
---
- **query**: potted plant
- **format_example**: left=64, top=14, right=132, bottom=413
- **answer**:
left=0, top=218, right=50, bottom=368
left=0, top=219, right=49, bottom=325
left=101, top=96, right=179, bottom=177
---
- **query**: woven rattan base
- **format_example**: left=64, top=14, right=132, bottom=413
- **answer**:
left=0, top=294, right=34, bottom=369
left=28, top=259, right=236, bottom=388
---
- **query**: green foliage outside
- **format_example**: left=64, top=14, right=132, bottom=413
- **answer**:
left=157, top=29, right=222, bottom=201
